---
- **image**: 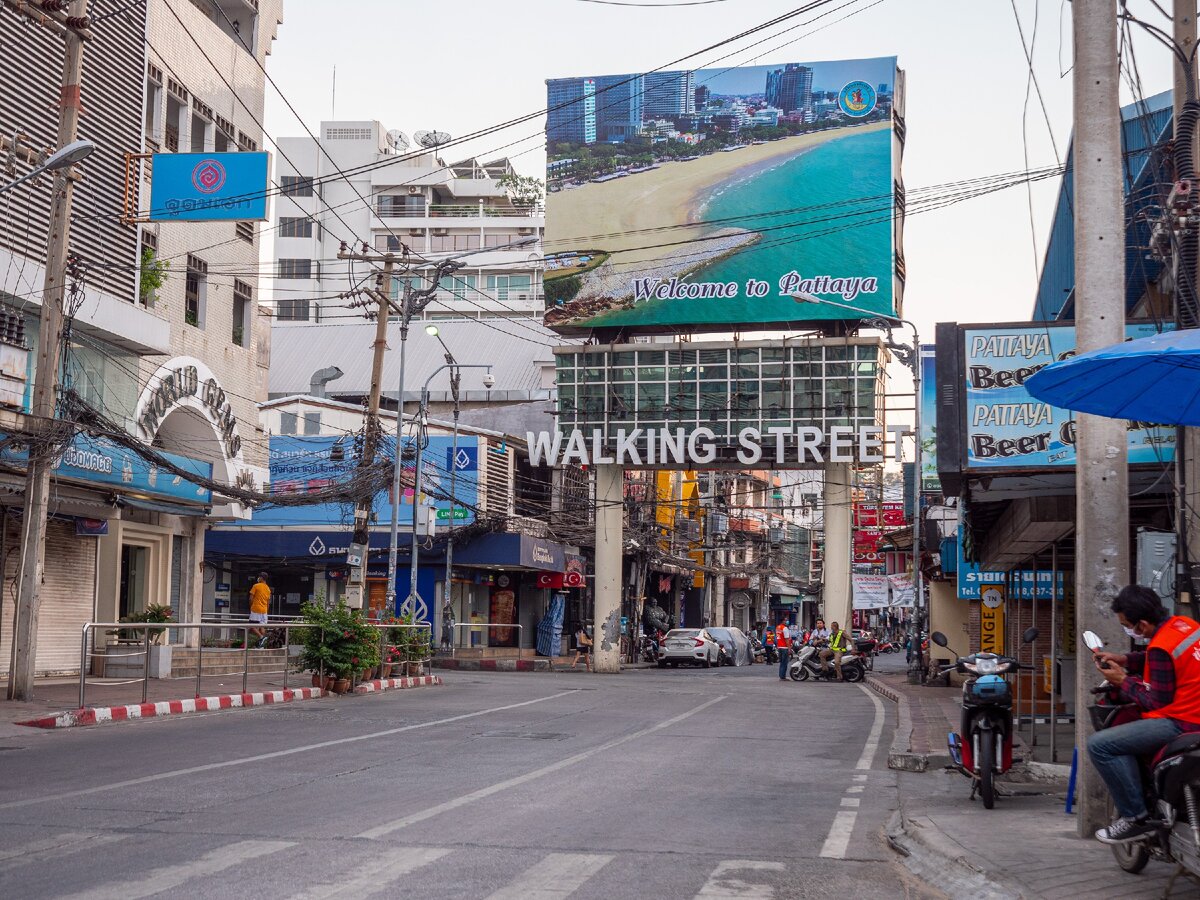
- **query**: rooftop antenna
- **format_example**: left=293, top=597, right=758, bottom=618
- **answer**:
left=414, top=130, right=453, bottom=149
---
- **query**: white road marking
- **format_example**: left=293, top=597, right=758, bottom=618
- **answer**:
left=818, top=811, right=858, bottom=860
left=695, top=860, right=784, bottom=898
left=287, top=846, right=451, bottom=899
left=0, top=832, right=128, bottom=873
left=852, top=774, right=867, bottom=782
left=846, top=785, right=865, bottom=794
left=358, top=696, right=726, bottom=839
left=819, top=685, right=887, bottom=859
left=57, top=840, right=293, bottom=900
left=0, top=692, right=579, bottom=811
left=486, top=852, right=614, bottom=899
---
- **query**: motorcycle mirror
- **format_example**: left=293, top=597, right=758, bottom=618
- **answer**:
left=931, top=631, right=949, bottom=648
left=1022, top=627, right=1039, bottom=644
left=1082, top=631, right=1104, bottom=651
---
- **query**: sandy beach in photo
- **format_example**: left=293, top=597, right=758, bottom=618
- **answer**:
left=545, top=119, right=892, bottom=290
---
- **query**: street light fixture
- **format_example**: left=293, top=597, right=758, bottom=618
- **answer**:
left=0, top=139, right=95, bottom=195
left=791, top=292, right=926, bottom=682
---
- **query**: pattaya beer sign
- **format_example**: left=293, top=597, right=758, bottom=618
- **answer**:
left=528, top=425, right=905, bottom=468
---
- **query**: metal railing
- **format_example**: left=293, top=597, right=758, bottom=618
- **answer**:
left=450, top=622, right=525, bottom=658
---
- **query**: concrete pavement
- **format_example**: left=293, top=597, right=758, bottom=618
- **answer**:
left=0, top=662, right=933, bottom=899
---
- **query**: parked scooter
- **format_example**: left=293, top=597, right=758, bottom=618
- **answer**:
left=1084, top=630, right=1200, bottom=883
left=788, top=643, right=867, bottom=683
left=934, top=627, right=1038, bottom=809
left=639, top=633, right=661, bottom=664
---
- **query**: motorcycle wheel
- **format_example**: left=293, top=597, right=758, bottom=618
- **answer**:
left=843, top=664, right=865, bottom=684
left=657, top=660, right=666, bottom=668
left=1107, top=797, right=1150, bottom=873
left=796, top=666, right=810, bottom=682
left=789, top=666, right=803, bottom=682
left=979, top=730, right=996, bottom=809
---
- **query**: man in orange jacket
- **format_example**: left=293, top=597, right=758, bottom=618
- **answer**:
left=1089, top=585, right=1200, bottom=844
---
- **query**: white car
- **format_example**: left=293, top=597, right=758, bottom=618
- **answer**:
left=657, top=628, right=721, bottom=668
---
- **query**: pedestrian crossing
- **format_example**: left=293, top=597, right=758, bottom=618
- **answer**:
left=0, top=833, right=797, bottom=899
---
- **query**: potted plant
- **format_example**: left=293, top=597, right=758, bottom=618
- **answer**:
left=301, top=599, right=380, bottom=693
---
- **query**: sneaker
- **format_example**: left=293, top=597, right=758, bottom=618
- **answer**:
left=1095, top=816, right=1157, bottom=844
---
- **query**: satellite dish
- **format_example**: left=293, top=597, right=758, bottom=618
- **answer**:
left=386, top=129, right=410, bottom=150
left=414, top=130, right=453, bottom=149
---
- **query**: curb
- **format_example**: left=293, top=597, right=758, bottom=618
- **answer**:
left=433, top=658, right=550, bottom=672
left=16, top=687, right=325, bottom=729
left=887, top=809, right=1021, bottom=899
left=353, top=675, right=442, bottom=694
left=864, top=676, right=931, bottom=773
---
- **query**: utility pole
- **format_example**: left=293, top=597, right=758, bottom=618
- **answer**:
left=1073, top=0, right=1129, bottom=837
left=7, top=0, right=89, bottom=702
left=337, top=245, right=398, bottom=610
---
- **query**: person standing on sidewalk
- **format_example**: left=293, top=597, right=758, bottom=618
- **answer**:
left=775, top=621, right=792, bottom=681
left=1089, top=585, right=1200, bottom=844
left=248, top=573, right=271, bottom=647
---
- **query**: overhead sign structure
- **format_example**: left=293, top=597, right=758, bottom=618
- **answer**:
left=544, top=56, right=903, bottom=333
left=960, top=322, right=1175, bottom=469
left=149, top=152, right=269, bottom=221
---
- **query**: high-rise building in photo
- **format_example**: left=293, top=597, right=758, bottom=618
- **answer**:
left=643, top=70, right=695, bottom=118
left=695, top=85, right=711, bottom=109
left=594, top=73, right=644, bottom=142
left=765, top=63, right=813, bottom=115
left=546, top=77, right=597, bottom=146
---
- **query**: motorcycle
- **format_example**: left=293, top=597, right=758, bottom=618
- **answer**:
left=1084, top=630, right=1200, bottom=882
left=933, top=627, right=1038, bottom=809
left=638, top=633, right=661, bottom=664
left=788, top=643, right=867, bottom=683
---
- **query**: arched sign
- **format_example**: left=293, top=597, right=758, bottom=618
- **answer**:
left=134, top=357, right=246, bottom=470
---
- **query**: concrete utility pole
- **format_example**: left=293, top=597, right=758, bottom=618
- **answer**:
left=593, top=464, right=623, bottom=673
left=7, top=0, right=89, bottom=702
left=1072, top=0, right=1130, bottom=837
left=823, top=462, right=853, bottom=637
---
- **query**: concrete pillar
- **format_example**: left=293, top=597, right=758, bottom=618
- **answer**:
left=823, top=462, right=853, bottom=632
left=1073, top=0, right=1129, bottom=836
left=593, top=464, right=623, bottom=674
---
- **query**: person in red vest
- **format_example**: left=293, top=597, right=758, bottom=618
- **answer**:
left=775, top=620, right=792, bottom=681
left=1089, top=585, right=1200, bottom=844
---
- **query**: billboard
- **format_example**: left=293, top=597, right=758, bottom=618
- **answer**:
left=919, top=345, right=940, bottom=491
left=149, top=152, right=269, bottom=221
left=963, top=323, right=1175, bottom=469
left=544, top=57, right=901, bottom=333
left=246, top=434, right=479, bottom=528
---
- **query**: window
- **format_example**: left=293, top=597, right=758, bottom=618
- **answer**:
left=235, top=221, right=255, bottom=244
left=486, top=274, right=533, bottom=302
left=280, top=175, right=314, bottom=197
left=141, top=229, right=158, bottom=252
left=232, top=279, right=251, bottom=346
left=279, top=216, right=313, bottom=238
left=280, top=412, right=298, bottom=435
left=237, top=131, right=258, bottom=152
left=185, top=254, right=207, bottom=327
left=276, top=298, right=310, bottom=322
left=377, top=195, right=424, bottom=217
left=278, top=259, right=313, bottom=280
left=438, top=274, right=476, bottom=302
left=215, top=114, right=234, bottom=153
left=303, top=412, right=321, bottom=435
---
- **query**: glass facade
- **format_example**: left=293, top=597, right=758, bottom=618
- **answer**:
left=553, top=339, right=885, bottom=464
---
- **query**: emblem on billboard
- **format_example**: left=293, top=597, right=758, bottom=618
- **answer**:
left=191, top=159, right=227, bottom=194
left=308, top=537, right=327, bottom=556
left=981, top=587, right=1005, bottom=609
left=838, top=81, right=877, bottom=118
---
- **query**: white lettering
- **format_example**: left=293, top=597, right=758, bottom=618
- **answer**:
left=796, top=426, right=824, bottom=463
left=660, top=429, right=686, bottom=465
left=615, top=428, right=643, bottom=466
left=689, top=427, right=717, bottom=464
left=887, top=425, right=909, bottom=462
left=527, top=431, right=563, bottom=466
left=858, top=426, right=884, bottom=463
left=829, top=426, right=855, bottom=462
left=768, top=427, right=791, bottom=464
left=590, top=429, right=614, bottom=465
left=560, top=430, right=589, bottom=466
left=736, top=428, right=762, bottom=465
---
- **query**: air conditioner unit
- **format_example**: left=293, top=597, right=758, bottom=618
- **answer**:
left=517, top=227, right=534, bottom=235
left=768, top=526, right=784, bottom=546
left=432, top=228, right=449, bottom=236
left=710, top=513, right=729, bottom=536
left=683, top=520, right=701, bottom=541
left=408, top=186, right=422, bottom=195
left=408, top=228, right=423, bottom=236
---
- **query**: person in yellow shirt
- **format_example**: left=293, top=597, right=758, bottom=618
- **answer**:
left=249, top=573, right=271, bottom=647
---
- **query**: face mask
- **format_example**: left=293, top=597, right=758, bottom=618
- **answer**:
left=1123, top=625, right=1149, bottom=644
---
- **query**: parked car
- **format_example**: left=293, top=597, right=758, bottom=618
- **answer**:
left=657, top=628, right=721, bottom=668
left=706, top=627, right=753, bottom=666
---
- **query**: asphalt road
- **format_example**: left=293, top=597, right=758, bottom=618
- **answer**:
left=0, top=656, right=937, bottom=900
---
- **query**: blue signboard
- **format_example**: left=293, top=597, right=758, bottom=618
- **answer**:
left=919, top=345, right=939, bottom=492
left=149, top=152, right=269, bottom=221
left=245, top=434, right=480, bottom=529
left=2, top=432, right=212, bottom=504
left=955, top=523, right=1066, bottom=600
left=963, top=322, right=1175, bottom=469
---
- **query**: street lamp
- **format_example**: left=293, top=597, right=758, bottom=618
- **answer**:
left=791, top=293, right=926, bottom=682
left=400, top=356, right=493, bottom=622
left=0, top=139, right=95, bottom=195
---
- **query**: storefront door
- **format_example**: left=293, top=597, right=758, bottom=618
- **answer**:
left=120, top=544, right=149, bottom=619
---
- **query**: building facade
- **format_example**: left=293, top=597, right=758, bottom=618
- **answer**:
left=643, top=71, right=696, bottom=119
left=272, top=120, right=544, bottom=322
left=765, top=64, right=813, bottom=116
left=546, top=78, right=598, bottom=147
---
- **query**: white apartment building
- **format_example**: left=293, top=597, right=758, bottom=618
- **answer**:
left=272, top=120, right=544, bottom=323
left=0, top=0, right=282, bottom=676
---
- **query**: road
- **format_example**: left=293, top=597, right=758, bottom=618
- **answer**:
left=0, top=656, right=936, bottom=899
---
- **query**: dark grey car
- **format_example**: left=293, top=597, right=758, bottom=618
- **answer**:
left=706, top=627, right=753, bottom=666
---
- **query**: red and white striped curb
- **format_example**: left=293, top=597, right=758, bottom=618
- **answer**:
left=16, top=687, right=324, bottom=729
left=353, top=674, right=442, bottom=694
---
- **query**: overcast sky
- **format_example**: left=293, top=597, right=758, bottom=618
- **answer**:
left=263, top=0, right=1177, bottom=342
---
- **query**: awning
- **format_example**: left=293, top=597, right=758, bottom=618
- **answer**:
left=119, top=496, right=210, bottom=517
left=769, top=578, right=800, bottom=597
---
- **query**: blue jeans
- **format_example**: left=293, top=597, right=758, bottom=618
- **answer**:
left=777, top=647, right=790, bottom=680
left=1086, top=717, right=1183, bottom=818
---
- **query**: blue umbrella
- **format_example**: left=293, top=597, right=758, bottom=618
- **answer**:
left=1025, top=328, right=1200, bottom=424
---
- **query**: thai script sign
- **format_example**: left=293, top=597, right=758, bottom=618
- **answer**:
left=149, top=152, right=269, bottom=222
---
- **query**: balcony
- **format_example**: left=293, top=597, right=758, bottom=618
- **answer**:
left=164, top=124, right=179, bottom=153
left=376, top=201, right=544, bottom=220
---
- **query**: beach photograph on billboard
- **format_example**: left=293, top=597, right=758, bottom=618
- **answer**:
left=543, top=56, right=900, bottom=333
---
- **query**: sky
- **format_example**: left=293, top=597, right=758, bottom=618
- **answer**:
left=697, top=57, right=896, bottom=97
left=262, top=0, right=1177, bottom=346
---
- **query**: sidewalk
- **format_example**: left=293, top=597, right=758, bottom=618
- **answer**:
left=867, top=660, right=960, bottom=771
left=891, top=768, right=1181, bottom=899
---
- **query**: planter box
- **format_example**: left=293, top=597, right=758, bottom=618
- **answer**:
left=95, top=643, right=173, bottom=679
